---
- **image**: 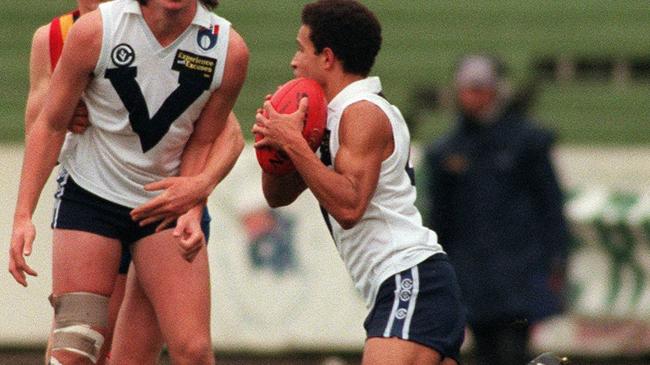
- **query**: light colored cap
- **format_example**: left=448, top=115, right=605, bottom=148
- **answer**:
left=455, top=55, right=499, bottom=88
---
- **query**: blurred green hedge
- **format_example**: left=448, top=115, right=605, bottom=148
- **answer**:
left=2, top=1, right=649, bottom=144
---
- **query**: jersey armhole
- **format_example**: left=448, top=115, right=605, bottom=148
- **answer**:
left=93, top=2, right=112, bottom=78
left=340, top=95, right=402, bottom=171
left=210, top=19, right=231, bottom=90
left=370, top=94, right=407, bottom=172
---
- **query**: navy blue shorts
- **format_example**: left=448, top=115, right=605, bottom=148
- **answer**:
left=51, top=170, right=211, bottom=274
left=364, top=254, right=466, bottom=361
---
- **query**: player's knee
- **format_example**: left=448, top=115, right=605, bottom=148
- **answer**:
left=49, top=292, right=109, bottom=364
left=167, top=336, right=213, bottom=364
left=441, top=358, right=459, bottom=365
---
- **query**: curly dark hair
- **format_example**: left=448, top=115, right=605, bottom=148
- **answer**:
left=137, top=0, right=219, bottom=10
left=302, top=0, right=381, bottom=76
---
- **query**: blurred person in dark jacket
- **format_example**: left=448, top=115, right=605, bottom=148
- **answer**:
left=422, top=55, right=570, bottom=365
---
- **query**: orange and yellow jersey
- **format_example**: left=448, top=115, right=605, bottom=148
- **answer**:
left=48, top=9, right=81, bottom=161
left=49, top=9, right=81, bottom=69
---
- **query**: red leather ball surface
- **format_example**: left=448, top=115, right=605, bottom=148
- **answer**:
left=255, top=77, right=327, bottom=175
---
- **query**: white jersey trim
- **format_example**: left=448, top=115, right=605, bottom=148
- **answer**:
left=402, top=266, right=420, bottom=340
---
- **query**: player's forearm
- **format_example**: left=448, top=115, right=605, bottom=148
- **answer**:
left=177, top=139, right=214, bottom=203
left=24, top=74, right=50, bottom=140
left=184, top=203, right=205, bottom=221
left=283, top=139, right=364, bottom=228
left=24, top=95, right=43, bottom=141
left=14, top=123, right=66, bottom=219
left=179, top=118, right=244, bottom=200
left=197, top=116, right=244, bottom=193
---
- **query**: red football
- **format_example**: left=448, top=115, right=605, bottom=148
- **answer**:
left=255, top=77, right=327, bottom=175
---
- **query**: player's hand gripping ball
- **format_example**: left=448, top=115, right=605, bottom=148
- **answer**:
left=255, top=77, right=327, bottom=175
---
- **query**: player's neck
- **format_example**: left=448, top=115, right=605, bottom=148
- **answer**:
left=140, top=1, right=197, bottom=47
left=323, top=72, right=365, bottom=102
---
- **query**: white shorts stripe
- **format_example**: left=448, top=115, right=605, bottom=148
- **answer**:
left=51, top=169, right=70, bottom=228
left=402, top=266, right=420, bottom=339
left=383, top=273, right=402, bottom=337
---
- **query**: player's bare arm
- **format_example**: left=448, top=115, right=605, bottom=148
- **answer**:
left=9, top=11, right=102, bottom=286
left=259, top=99, right=393, bottom=229
left=25, top=25, right=90, bottom=140
left=180, top=29, right=248, bottom=181
left=130, top=29, right=248, bottom=238
left=301, top=101, right=392, bottom=229
left=24, top=26, right=51, bottom=139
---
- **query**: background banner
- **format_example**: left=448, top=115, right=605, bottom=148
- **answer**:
left=0, top=144, right=649, bottom=355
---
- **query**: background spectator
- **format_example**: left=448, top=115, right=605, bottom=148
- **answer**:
left=423, top=54, right=571, bottom=365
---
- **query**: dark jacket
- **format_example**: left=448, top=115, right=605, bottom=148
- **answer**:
left=423, top=109, right=570, bottom=325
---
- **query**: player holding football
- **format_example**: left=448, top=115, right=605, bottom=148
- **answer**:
left=9, top=0, right=248, bottom=363
left=253, top=1, right=465, bottom=364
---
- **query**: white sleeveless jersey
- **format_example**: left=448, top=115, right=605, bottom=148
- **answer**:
left=322, top=77, right=444, bottom=308
left=61, top=0, right=231, bottom=207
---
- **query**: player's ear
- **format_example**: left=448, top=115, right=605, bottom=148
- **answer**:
left=321, top=47, right=336, bottom=70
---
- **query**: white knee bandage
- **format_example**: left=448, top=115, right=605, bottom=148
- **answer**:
left=50, top=292, right=109, bottom=364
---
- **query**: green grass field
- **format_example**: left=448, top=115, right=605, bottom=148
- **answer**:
left=2, top=1, right=649, bottom=144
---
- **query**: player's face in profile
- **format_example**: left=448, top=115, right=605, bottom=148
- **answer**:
left=291, top=25, right=321, bottom=80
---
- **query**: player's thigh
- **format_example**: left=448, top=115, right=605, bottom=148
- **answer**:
left=96, top=272, right=127, bottom=365
left=363, top=337, right=442, bottom=365
left=52, top=229, right=122, bottom=295
left=110, top=264, right=163, bottom=364
left=107, top=273, right=127, bottom=336
left=131, top=230, right=211, bottom=339
left=50, top=172, right=125, bottom=295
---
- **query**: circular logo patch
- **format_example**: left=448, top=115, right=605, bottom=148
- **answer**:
left=399, top=289, right=412, bottom=302
left=400, top=278, right=413, bottom=290
left=111, top=43, right=135, bottom=67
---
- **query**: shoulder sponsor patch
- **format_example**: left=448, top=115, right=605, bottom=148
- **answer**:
left=172, top=50, right=217, bottom=81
